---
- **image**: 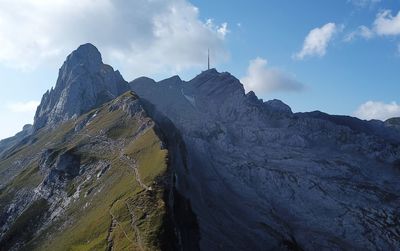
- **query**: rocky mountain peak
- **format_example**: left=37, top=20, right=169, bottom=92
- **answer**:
left=33, top=44, right=129, bottom=131
left=264, top=99, right=293, bottom=115
left=62, top=43, right=102, bottom=74
left=189, top=68, right=245, bottom=100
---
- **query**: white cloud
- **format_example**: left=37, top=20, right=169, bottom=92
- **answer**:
left=0, top=0, right=229, bottom=78
left=354, top=101, right=400, bottom=121
left=344, top=9, right=400, bottom=49
left=205, top=19, right=229, bottom=39
left=293, top=23, right=337, bottom=60
left=240, top=57, right=305, bottom=94
left=344, top=25, right=374, bottom=42
left=348, top=0, right=381, bottom=8
left=373, top=10, right=400, bottom=36
left=217, top=23, right=229, bottom=37
left=6, top=101, right=40, bottom=113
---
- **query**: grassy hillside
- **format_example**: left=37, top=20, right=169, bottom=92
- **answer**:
left=0, top=92, right=172, bottom=251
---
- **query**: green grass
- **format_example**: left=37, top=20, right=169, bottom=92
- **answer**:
left=125, top=128, right=168, bottom=184
left=1, top=92, right=170, bottom=251
left=127, top=189, right=167, bottom=249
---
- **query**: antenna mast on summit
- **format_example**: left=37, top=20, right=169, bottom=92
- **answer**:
left=208, top=48, right=210, bottom=70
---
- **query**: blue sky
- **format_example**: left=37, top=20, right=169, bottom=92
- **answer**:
left=193, top=0, right=400, bottom=115
left=0, top=0, right=400, bottom=140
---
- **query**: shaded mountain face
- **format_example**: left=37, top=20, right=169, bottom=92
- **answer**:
left=34, top=43, right=129, bottom=131
left=131, top=69, right=400, bottom=250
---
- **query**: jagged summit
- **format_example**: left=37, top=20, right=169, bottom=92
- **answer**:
left=33, top=44, right=129, bottom=131
left=131, top=68, right=292, bottom=114
left=63, top=43, right=102, bottom=73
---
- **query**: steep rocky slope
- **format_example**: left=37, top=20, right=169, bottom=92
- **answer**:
left=0, top=46, right=186, bottom=251
left=131, top=69, right=400, bottom=250
left=1, top=44, right=129, bottom=190
left=34, top=43, right=129, bottom=131
left=0, top=90, right=177, bottom=250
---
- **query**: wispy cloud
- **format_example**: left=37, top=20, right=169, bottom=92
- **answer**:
left=0, top=0, right=229, bottom=78
left=347, top=0, right=381, bottom=8
left=344, top=25, right=374, bottom=42
left=343, top=9, right=400, bottom=56
left=354, top=101, right=400, bottom=121
left=345, top=10, right=400, bottom=41
left=208, top=20, right=229, bottom=38
left=6, top=101, right=39, bottom=113
left=240, top=57, right=305, bottom=94
left=293, top=23, right=338, bottom=60
left=373, top=10, right=400, bottom=36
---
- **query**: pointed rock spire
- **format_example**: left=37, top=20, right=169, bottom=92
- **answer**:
left=33, top=43, right=129, bottom=130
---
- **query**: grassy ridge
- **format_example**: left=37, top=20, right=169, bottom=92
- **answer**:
left=0, top=92, right=171, bottom=250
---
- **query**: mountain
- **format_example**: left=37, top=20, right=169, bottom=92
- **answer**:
left=0, top=45, right=198, bottom=250
left=131, top=69, right=400, bottom=250
left=33, top=43, right=129, bottom=131
left=0, top=44, right=399, bottom=250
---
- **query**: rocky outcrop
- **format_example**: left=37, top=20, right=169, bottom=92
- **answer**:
left=33, top=43, right=129, bottom=131
left=131, top=69, right=400, bottom=250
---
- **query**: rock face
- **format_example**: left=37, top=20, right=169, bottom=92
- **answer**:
left=131, top=69, right=400, bottom=250
left=33, top=43, right=129, bottom=131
